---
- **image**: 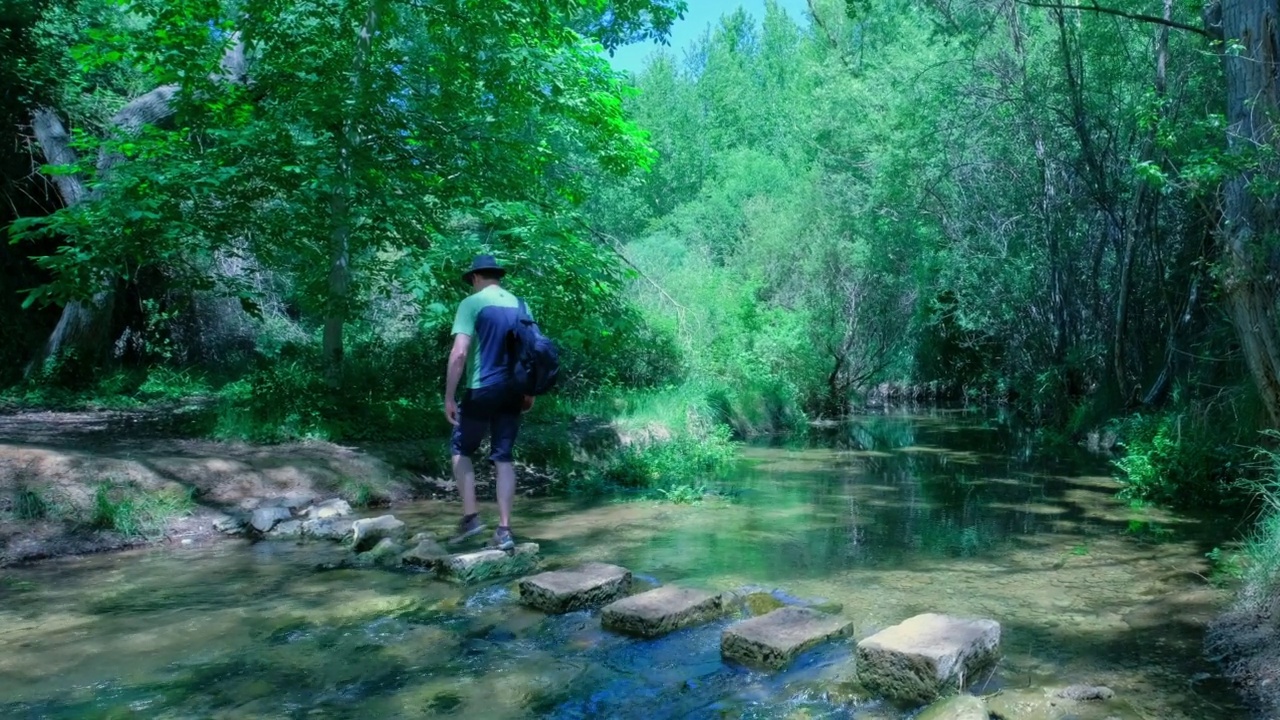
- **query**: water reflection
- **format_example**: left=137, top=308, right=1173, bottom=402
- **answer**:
left=0, top=410, right=1249, bottom=718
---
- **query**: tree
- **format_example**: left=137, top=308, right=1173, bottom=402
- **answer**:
left=15, top=0, right=686, bottom=384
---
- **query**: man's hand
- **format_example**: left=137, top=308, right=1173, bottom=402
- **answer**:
left=445, top=397, right=459, bottom=426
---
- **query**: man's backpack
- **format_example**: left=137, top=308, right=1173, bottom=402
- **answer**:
left=507, top=299, right=559, bottom=396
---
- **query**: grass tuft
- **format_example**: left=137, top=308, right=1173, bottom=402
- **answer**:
left=88, top=482, right=196, bottom=539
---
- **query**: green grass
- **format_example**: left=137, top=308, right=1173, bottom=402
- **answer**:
left=88, top=482, right=196, bottom=539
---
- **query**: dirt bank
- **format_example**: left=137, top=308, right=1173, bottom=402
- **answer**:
left=1208, top=582, right=1280, bottom=718
left=0, top=409, right=570, bottom=566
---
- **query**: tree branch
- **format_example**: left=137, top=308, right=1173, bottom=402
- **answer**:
left=1016, top=1, right=1212, bottom=37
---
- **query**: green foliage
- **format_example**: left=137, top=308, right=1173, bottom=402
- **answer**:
left=654, top=483, right=708, bottom=504
left=13, top=486, right=50, bottom=521
left=88, top=482, right=195, bottom=539
left=1112, top=409, right=1248, bottom=507
left=567, top=423, right=737, bottom=497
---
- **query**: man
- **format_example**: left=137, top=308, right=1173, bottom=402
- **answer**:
left=444, top=254, right=532, bottom=550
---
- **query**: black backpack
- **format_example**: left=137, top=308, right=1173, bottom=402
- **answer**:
left=507, top=298, right=559, bottom=396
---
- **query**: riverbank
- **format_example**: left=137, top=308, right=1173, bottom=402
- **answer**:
left=0, top=405, right=731, bottom=567
left=1208, top=497, right=1280, bottom=718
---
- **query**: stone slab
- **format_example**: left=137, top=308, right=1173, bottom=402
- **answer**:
left=303, top=498, right=353, bottom=519
left=601, top=585, right=726, bottom=637
left=856, top=613, right=1001, bottom=704
left=519, top=562, right=632, bottom=613
left=432, top=543, right=540, bottom=583
left=721, top=606, right=853, bottom=669
left=351, top=515, right=405, bottom=552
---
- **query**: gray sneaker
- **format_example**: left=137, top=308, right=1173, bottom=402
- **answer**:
left=491, top=526, right=515, bottom=551
left=449, top=514, right=486, bottom=544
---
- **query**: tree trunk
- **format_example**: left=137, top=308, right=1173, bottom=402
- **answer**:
left=322, top=3, right=383, bottom=387
left=1218, top=0, right=1280, bottom=426
left=26, top=36, right=246, bottom=375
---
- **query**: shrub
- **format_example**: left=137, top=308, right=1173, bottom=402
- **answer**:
left=89, top=482, right=195, bottom=539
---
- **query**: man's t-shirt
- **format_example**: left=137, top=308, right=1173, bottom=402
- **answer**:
left=451, top=284, right=530, bottom=390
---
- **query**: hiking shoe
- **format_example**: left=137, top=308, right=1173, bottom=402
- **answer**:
left=490, top=526, right=515, bottom=552
left=449, top=514, right=486, bottom=544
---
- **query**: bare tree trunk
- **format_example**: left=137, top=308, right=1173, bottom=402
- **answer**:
left=1217, top=0, right=1280, bottom=426
left=322, top=3, right=383, bottom=386
left=26, top=36, right=246, bottom=375
left=1116, top=0, right=1172, bottom=401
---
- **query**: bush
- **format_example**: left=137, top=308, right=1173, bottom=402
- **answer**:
left=89, top=482, right=195, bottom=539
left=1112, top=409, right=1248, bottom=507
left=594, top=423, right=738, bottom=492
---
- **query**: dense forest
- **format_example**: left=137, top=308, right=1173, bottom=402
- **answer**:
left=3, top=0, right=1280, bottom=710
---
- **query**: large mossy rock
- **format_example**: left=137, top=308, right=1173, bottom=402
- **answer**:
left=432, top=543, right=541, bottom=583
left=601, top=585, right=726, bottom=637
left=518, top=562, right=631, bottom=613
left=721, top=606, right=853, bottom=669
left=351, top=515, right=406, bottom=552
left=856, top=613, right=1001, bottom=705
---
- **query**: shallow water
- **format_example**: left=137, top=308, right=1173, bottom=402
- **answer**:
left=0, top=408, right=1249, bottom=719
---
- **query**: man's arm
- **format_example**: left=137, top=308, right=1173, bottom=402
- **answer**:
left=444, top=332, right=471, bottom=424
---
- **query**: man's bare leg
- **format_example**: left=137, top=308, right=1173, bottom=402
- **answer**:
left=450, top=454, right=485, bottom=542
left=453, top=454, right=478, bottom=516
left=495, top=461, right=515, bottom=528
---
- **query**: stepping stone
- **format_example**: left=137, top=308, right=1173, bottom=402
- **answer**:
left=303, top=498, right=353, bottom=519
left=601, top=585, right=726, bottom=637
left=856, top=613, right=1001, bottom=704
left=519, top=562, right=631, bottom=614
left=721, top=606, right=853, bottom=669
left=351, top=515, right=405, bottom=552
left=432, top=543, right=541, bottom=583
left=250, top=506, right=292, bottom=533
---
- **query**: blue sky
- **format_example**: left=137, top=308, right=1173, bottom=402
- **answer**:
left=605, top=0, right=812, bottom=75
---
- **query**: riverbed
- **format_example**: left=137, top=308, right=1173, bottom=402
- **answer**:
left=0, top=409, right=1249, bottom=718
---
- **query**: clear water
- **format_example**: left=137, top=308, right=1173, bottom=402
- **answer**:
left=0, top=409, right=1249, bottom=718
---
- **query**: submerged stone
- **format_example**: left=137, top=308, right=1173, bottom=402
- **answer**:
left=601, top=585, right=726, bottom=637
left=1055, top=684, right=1115, bottom=701
left=519, top=562, right=631, bottom=613
left=212, top=513, right=247, bottom=535
left=270, top=519, right=303, bottom=537
left=250, top=506, right=293, bottom=534
left=433, top=543, right=541, bottom=583
left=351, top=515, right=405, bottom=552
left=721, top=606, right=853, bottom=669
left=917, top=694, right=988, bottom=720
left=987, top=688, right=1144, bottom=720
left=400, top=538, right=450, bottom=567
left=856, top=613, right=1001, bottom=705
left=302, top=517, right=354, bottom=541
left=354, top=538, right=403, bottom=568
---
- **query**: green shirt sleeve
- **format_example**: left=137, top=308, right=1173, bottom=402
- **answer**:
left=451, top=296, right=476, bottom=336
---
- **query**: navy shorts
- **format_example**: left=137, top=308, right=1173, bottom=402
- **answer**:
left=451, top=385, right=523, bottom=463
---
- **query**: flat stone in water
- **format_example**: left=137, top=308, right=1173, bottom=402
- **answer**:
left=302, top=517, right=353, bottom=541
left=435, top=543, right=540, bottom=583
left=601, top=585, right=726, bottom=637
left=351, top=515, right=405, bottom=552
left=856, top=613, right=1001, bottom=704
left=519, top=562, right=631, bottom=613
left=721, top=606, right=853, bottom=669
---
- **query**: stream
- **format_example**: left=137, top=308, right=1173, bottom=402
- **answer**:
left=0, top=408, right=1250, bottom=718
